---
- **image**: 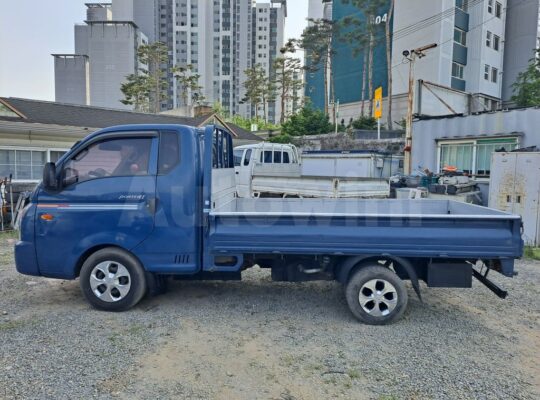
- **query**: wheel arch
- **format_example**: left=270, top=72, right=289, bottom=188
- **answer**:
left=74, top=244, right=132, bottom=278
left=336, top=255, right=423, bottom=301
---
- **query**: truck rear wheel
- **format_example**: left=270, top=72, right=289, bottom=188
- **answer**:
left=345, top=265, right=408, bottom=325
left=80, top=248, right=147, bottom=312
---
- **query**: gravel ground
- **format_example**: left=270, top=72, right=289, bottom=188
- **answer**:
left=0, top=233, right=539, bottom=400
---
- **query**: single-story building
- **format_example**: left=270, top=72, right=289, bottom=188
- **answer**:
left=0, top=97, right=260, bottom=183
left=411, top=107, right=540, bottom=203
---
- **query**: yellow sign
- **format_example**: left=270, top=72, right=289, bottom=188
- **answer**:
left=373, top=86, right=383, bottom=119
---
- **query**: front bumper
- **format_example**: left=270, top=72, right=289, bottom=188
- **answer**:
left=14, top=240, right=40, bottom=276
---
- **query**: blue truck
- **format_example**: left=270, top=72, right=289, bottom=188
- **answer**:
left=14, top=125, right=523, bottom=324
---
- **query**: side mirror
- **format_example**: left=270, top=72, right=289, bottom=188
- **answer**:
left=43, top=162, right=58, bottom=191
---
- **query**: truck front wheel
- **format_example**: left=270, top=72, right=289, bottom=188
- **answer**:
left=345, top=265, right=408, bottom=325
left=80, top=247, right=147, bottom=312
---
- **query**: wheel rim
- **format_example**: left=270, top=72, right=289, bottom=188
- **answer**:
left=358, top=279, right=398, bottom=317
left=89, top=261, right=131, bottom=302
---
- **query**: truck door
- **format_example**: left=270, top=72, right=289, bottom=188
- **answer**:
left=35, top=132, right=158, bottom=277
left=132, top=129, right=201, bottom=273
left=235, top=148, right=253, bottom=198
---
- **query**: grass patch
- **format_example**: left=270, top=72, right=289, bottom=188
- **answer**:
left=126, top=324, right=145, bottom=336
left=524, top=246, right=540, bottom=261
left=0, top=319, right=27, bottom=331
left=347, top=368, right=361, bottom=380
left=0, top=230, right=18, bottom=240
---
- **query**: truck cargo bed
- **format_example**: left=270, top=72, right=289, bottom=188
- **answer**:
left=209, top=198, right=522, bottom=260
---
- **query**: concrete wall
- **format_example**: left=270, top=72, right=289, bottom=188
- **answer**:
left=502, top=0, right=540, bottom=102
left=412, top=107, right=540, bottom=173
left=54, top=56, right=90, bottom=105
left=112, top=0, right=158, bottom=39
left=86, top=5, right=112, bottom=22
left=79, top=22, right=143, bottom=110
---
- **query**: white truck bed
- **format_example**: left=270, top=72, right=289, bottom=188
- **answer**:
left=251, top=175, right=390, bottom=198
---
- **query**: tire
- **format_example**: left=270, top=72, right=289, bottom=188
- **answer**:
left=345, top=265, right=408, bottom=325
left=80, top=247, right=147, bottom=311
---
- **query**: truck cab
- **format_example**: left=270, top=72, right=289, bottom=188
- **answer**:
left=15, top=124, right=523, bottom=325
left=234, top=143, right=301, bottom=198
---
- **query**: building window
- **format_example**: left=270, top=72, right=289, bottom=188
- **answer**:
left=452, top=62, right=464, bottom=79
left=454, top=28, right=467, bottom=46
left=456, top=0, right=468, bottom=11
left=495, top=2, right=502, bottom=18
left=493, top=35, right=500, bottom=51
left=492, top=67, right=498, bottom=83
left=438, top=138, right=519, bottom=177
left=484, top=64, right=490, bottom=80
left=0, top=149, right=45, bottom=181
left=0, top=148, right=70, bottom=181
left=488, top=0, right=493, bottom=14
left=486, top=31, right=492, bottom=47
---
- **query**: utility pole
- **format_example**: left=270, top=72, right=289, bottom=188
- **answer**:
left=403, top=43, right=437, bottom=175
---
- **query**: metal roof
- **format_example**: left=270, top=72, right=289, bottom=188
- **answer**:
left=0, top=97, right=260, bottom=141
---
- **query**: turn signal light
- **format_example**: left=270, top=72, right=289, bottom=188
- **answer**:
left=40, top=214, right=54, bottom=221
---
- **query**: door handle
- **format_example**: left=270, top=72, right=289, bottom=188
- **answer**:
left=146, top=198, right=158, bottom=215
left=235, top=171, right=239, bottom=175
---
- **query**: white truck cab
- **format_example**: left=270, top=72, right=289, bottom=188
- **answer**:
left=234, top=143, right=302, bottom=198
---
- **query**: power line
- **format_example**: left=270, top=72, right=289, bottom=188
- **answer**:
left=316, top=0, right=527, bottom=102
left=333, top=0, right=488, bottom=53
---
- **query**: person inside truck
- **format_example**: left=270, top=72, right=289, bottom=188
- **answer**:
left=112, top=141, right=150, bottom=176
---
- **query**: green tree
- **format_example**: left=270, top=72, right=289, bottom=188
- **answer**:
left=121, top=42, right=168, bottom=113
left=351, top=115, right=378, bottom=130
left=281, top=105, right=334, bottom=137
left=512, top=49, right=540, bottom=107
left=272, top=40, right=303, bottom=124
left=212, top=101, right=230, bottom=118
left=120, top=74, right=151, bottom=112
left=173, top=64, right=206, bottom=106
left=342, top=0, right=394, bottom=127
left=268, top=133, right=293, bottom=144
left=242, top=64, right=270, bottom=121
left=299, top=19, right=337, bottom=116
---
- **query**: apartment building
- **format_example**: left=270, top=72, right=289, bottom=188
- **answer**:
left=306, top=0, right=509, bottom=123
left=53, top=0, right=287, bottom=122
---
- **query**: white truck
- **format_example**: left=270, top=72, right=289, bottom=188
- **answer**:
left=233, top=143, right=392, bottom=199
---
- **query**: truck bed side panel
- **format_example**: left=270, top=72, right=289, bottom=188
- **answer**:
left=208, top=214, right=522, bottom=260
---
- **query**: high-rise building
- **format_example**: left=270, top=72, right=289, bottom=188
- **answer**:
left=392, top=0, right=506, bottom=118
left=53, top=3, right=148, bottom=110
left=53, top=0, right=287, bottom=122
left=502, top=0, right=540, bottom=103
left=247, top=1, right=287, bottom=122
left=306, top=0, right=510, bottom=124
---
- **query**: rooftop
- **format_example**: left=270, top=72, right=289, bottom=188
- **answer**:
left=0, top=97, right=261, bottom=141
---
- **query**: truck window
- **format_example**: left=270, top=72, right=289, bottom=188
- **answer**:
left=283, top=152, right=290, bottom=164
left=261, top=150, right=272, bottom=163
left=234, top=149, right=244, bottom=167
left=243, top=149, right=252, bottom=166
left=158, top=131, right=180, bottom=174
left=62, top=137, right=152, bottom=185
left=212, top=128, right=234, bottom=169
left=274, top=151, right=282, bottom=163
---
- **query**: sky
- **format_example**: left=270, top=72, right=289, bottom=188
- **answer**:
left=0, top=0, right=309, bottom=102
